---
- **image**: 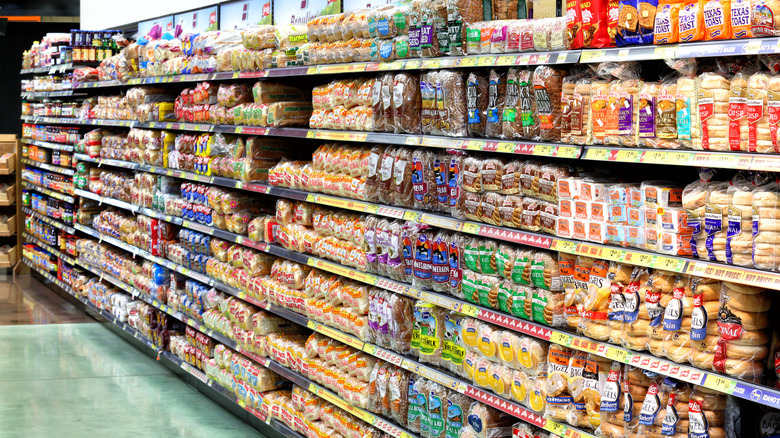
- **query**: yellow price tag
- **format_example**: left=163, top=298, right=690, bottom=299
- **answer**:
left=703, top=375, right=736, bottom=394
left=534, top=144, right=553, bottom=156
left=643, top=150, right=668, bottom=164
left=602, top=248, right=625, bottom=262
left=422, top=59, right=441, bottom=69
left=460, top=57, right=478, bottom=67
left=653, top=46, right=677, bottom=59
left=556, top=52, right=569, bottom=63
left=406, top=60, right=422, bottom=69
left=401, top=433, right=415, bottom=438
left=459, top=304, right=479, bottom=316
left=630, top=252, right=654, bottom=266
left=403, top=211, right=422, bottom=221
left=365, top=205, right=379, bottom=214
left=306, top=194, right=316, bottom=202
left=306, top=131, right=315, bottom=139
left=606, top=347, right=629, bottom=363
left=238, top=400, right=246, bottom=408
left=552, top=239, right=577, bottom=253
left=668, top=152, right=692, bottom=164
left=478, top=56, right=495, bottom=66
left=497, top=142, right=513, bottom=153
left=580, top=50, right=606, bottom=63
left=462, top=223, right=480, bottom=234
left=307, top=320, right=317, bottom=329
left=556, top=146, right=580, bottom=158
left=616, top=149, right=640, bottom=162
left=546, top=421, right=567, bottom=435
left=496, top=55, right=516, bottom=65
left=585, top=148, right=611, bottom=161
left=654, top=256, right=682, bottom=272
left=550, top=331, right=573, bottom=347
left=363, top=344, right=378, bottom=355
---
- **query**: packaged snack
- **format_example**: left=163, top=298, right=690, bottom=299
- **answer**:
left=751, top=0, right=780, bottom=36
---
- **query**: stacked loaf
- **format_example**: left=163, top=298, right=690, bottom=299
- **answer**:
left=714, top=282, right=770, bottom=379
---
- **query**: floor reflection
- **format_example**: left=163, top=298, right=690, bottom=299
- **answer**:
left=0, top=274, right=94, bottom=325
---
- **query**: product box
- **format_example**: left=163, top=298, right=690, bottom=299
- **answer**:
left=0, top=134, right=17, bottom=174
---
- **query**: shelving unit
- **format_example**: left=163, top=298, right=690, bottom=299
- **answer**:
left=21, top=20, right=780, bottom=438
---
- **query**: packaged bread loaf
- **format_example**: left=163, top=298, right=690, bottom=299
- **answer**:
left=617, top=78, right=643, bottom=147
left=378, top=147, right=397, bottom=204
left=394, top=147, right=414, bottom=207
left=421, top=71, right=439, bottom=135
left=590, top=79, right=611, bottom=144
left=621, top=267, right=651, bottom=351
left=660, top=275, right=694, bottom=363
left=416, top=302, right=446, bottom=367
left=604, top=79, right=623, bottom=145
left=698, top=73, right=731, bottom=151
left=449, top=233, right=465, bottom=299
left=704, top=182, right=730, bottom=263
left=747, top=71, right=771, bottom=153
left=466, top=71, right=489, bottom=137
left=486, top=69, right=507, bottom=138
left=751, top=0, right=780, bottom=37
left=571, top=77, right=593, bottom=145
left=727, top=71, right=750, bottom=151
left=655, top=78, right=679, bottom=148
left=393, top=72, right=422, bottom=134
left=389, top=368, right=411, bottom=427
left=688, top=387, right=727, bottom=438
left=637, top=81, right=660, bottom=147
left=545, top=345, right=573, bottom=422
left=412, top=148, right=438, bottom=211
left=534, top=66, right=566, bottom=141
left=501, top=68, right=526, bottom=139
left=435, top=70, right=468, bottom=137
left=752, top=181, right=780, bottom=270
left=727, top=174, right=755, bottom=266
left=561, top=75, right=577, bottom=144
left=689, top=277, right=721, bottom=369
left=715, top=282, right=770, bottom=378
left=677, top=76, right=699, bottom=149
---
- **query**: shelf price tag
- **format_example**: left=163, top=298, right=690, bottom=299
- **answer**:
left=478, top=56, right=495, bottom=66
left=462, top=223, right=480, bottom=234
left=654, top=256, right=683, bottom=272
left=545, top=421, right=567, bottom=436
left=496, top=55, right=516, bottom=65
left=550, top=331, right=573, bottom=347
left=606, top=347, right=629, bottom=363
left=703, top=375, right=736, bottom=394
left=459, top=304, right=479, bottom=317
left=580, top=50, right=606, bottom=63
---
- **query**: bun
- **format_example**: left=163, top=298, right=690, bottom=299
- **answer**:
left=723, top=308, right=769, bottom=330
left=689, top=350, right=714, bottom=369
left=722, top=282, right=766, bottom=295
left=725, top=343, right=768, bottom=360
left=600, top=422, right=625, bottom=438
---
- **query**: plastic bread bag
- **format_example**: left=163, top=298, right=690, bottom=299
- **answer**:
left=703, top=181, right=731, bottom=263
left=534, top=66, right=566, bottom=142
left=435, top=70, right=468, bottom=137
left=499, top=195, right=523, bottom=229
left=545, top=345, right=573, bottom=422
left=365, top=144, right=387, bottom=202
left=466, top=71, right=489, bottom=138
left=393, top=147, right=414, bottom=208
left=687, top=386, right=727, bottom=438
left=727, top=173, right=754, bottom=266
left=579, top=259, right=614, bottom=341
left=462, top=402, right=514, bottom=438
left=747, top=71, right=771, bottom=153
left=597, top=361, right=624, bottom=437
left=620, top=267, right=651, bottom=351
left=444, top=311, right=465, bottom=375
left=589, top=79, right=611, bottom=145
left=569, top=76, right=594, bottom=145
left=461, top=156, right=484, bottom=194
left=388, top=220, right=407, bottom=282
left=448, top=233, right=465, bottom=299
left=392, top=72, right=422, bottom=134
left=654, top=77, right=680, bottom=149
left=421, top=71, right=439, bottom=135
left=387, top=297, right=414, bottom=354
left=431, top=231, right=451, bottom=293
left=714, top=282, right=769, bottom=379
left=448, top=153, right=465, bottom=218
left=415, top=302, right=446, bottom=367
left=411, top=148, right=438, bottom=211
left=752, top=180, right=780, bottom=270
left=696, top=72, right=730, bottom=151
left=607, top=263, right=633, bottom=344
left=682, top=168, right=718, bottom=259
left=659, top=275, right=693, bottom=364
left=485, top=69, right=507, bottom=138
left=406, top=376, right=424, bottom=433
left=560, top=252, right=583, bottom=331
left=644, top=270, right=676, bottom=357
left=566, top=351, right=588, bottom=424
left=479, top=192, right=502, bottom=226
left=377, top=147, right=398, bottom=205
left=676, top=75, right=699, bottom=149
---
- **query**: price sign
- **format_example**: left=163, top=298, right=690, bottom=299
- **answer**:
left=643, top=150, right=668, bottom=164
left=462, top=223, right=480, bottom=234
left=601, top=248, right=625, bottom=262
left=497, top=55, right=516, bottom=65
left=654, top=256, right=683, bottom=272
left=552, top=239, right=577, bottom=253
left=422, top=59, right=441, bottom=69
left=518, top=55, right=531, bottom=64
left=545, top=421, right=567, bottom=436
left=550, top=331, right=573, bottom=347
left=653, top=46, right=677, bottom=59
left=556, top=52, right=569, bottom=63
left=459, top=304, right=479, bottom=317
left=606, top=347, right=629, bottom=363
left=534, top=144, right=553, bottom=156
left=363, top=344, right=378, bottom=355
left=403, top=211, right=422, bottom=221
left=478, top=56, right=495, bottom=66
left=703, top=375, right=736, bottom=394
left=743, top=39, right=761, bottom=54
left=615, top=149, right=640, bottom=162
left=460, top=58, right=478, bottom=67
left=580, top=50, right=606, bottom=63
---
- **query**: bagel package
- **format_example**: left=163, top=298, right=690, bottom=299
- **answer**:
left=752, top=180, right=780, bottom=270
left=697, top=72, right=731, bottom=151
left=689, top=277, right=722, bottom=370
left=715, top=282, right=769, bottom=379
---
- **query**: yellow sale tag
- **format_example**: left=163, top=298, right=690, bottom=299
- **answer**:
left=459, top=304, right=479, bottom=316
left=460, top=57, right=478, bottom=67
left=534, top=144, right=553, bottom=156
left=545, top=421, right=567, bottom=435
left=643, top=150, right=667, bottom=164
left=615, top=149, right=640, bottom=162
left=422, top=59, right=441, bottom=69
left=497, top=55, right=516, bottom=65
left=585, top=148, right=611, bottom=161
left=306, top=131, right=315, bottom=139
left=654, top=256, right=682, bottom=272
left=601, top=248, right=625, bottom=262
left=653, top=46, right=677, bottom=58
left=478, top=56, right=495, bottom=66
left=556, top=146, right=580, bottom=158
left=363, top=344, right=377, bottom=355
left=306, top=194, right=316, bottom=202
left=556, top=53, right=569, bottom=63
left=403, top=211, right=422, bottom=221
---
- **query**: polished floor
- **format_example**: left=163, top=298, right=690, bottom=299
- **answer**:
left=0, top=275, right=261, bottom=437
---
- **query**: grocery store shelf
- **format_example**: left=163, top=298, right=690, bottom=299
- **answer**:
left=22, top=259, right=302, bottom=438
left=23, top=207, right=76, bottom=234
left=20, top=62, right=97, bottom=75
left=74, top=154, right=780, bottom=289
left=36, top=117, right=581, bottom=157
left=21, top=90, right=85, bottom=99
left=21, top=138, right=76, bottom=152
left=21, top=158, right=75, bottom=175
left=582, top=146, right=780, bottom=171
left=70, top=210, right=780, bottom=412
left=23, top=232, right=76, bottom=266
left=21, top=181, right=74, bottom=203
left=580, top=37, right=780, bottom=63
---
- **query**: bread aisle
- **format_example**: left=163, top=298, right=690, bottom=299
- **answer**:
left=18, top=1, right=780, bottom=438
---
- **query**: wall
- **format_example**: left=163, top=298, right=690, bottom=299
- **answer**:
left=1, top=21, right=74, bottom=135
left=80, top=0, right=219, bottom=30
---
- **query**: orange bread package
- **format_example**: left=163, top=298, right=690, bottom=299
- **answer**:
left=701, top=0, right=731, bottom=40
left=730, top=0, right=752, bottom=37
left=654, top=0, right=682, bottom=43
left=679, top=0, right=705, bottom=41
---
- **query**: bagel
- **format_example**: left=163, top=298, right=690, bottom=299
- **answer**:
left=691, top=335, right=719, bottom=352
left=689, top=350, right=714, bottom=369
left=667, top=345, right=691, bottom=363
left=724, top=329, right=770, bottom=346
left=725, top=343, right=768, bottom=360
left=626, top=319, right=650, bottom=336
left=720, top=307, right=769, bottom=330
left=599, top=421, right=625, bottom=438
left=722, top=290, right=770, bottom=312
left=627, top=368, right=655, bottom=387
left=690, top=391, right=727, bottom=411
left=623, top=335, right=649, bottom=350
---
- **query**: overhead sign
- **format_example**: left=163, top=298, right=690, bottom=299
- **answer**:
left=138, top=15, right=175, bottom=38
left=174, top=5, right=219, bottom=33
left=221, top=0, right=272, bottom=29
left=274, top=0, right=342, bottom=25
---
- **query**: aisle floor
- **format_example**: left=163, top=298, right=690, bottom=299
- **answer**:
left=0, top=275, right=262, bottom=438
